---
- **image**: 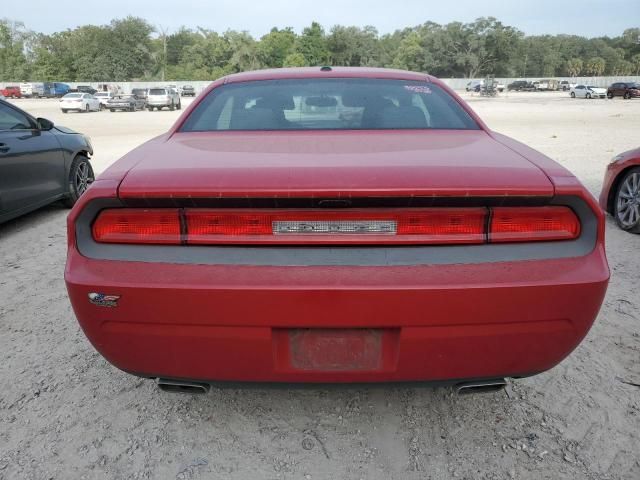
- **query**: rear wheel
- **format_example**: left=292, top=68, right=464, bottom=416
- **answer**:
left=148, top=106, right=154, bottom=111
left=624, top=92, right=631, bottom=99
left=607, top=92, right=613, bottom=99
left=586, top=93, right=591, bottom=99
left=63, top=155, right=94, bottom=208
left=614, top=167, right=640, bottom=233
left=85, top=104, right=90, bottom=113
left=570, top=92, right=575, bottom=98
left=177, top=101, right=181, bottom=110
left=62, top=109, right=68, bottom=114
left=169, top=102, right=175, bottom=111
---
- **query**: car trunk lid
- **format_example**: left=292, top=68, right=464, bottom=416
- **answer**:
left=117, top=130, right=554, bottom=199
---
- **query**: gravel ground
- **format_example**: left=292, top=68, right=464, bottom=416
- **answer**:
left=1, top=93, right=639, bottom=480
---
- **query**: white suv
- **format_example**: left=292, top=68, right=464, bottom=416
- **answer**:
left=146, top=87, right=181, bottom=111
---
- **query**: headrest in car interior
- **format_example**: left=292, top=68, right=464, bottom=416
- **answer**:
left=379, top=106, right=428, bottom=129
left=342, top=89, right=370, bottom=107
left=230, top=108, right=279, bottom=130
left=255, top=95, right=295, bottom=110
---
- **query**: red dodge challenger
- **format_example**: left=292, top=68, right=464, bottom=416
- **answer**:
left=65, top=67, right=610, bottom=394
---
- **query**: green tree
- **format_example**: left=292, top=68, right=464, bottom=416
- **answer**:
left=631, top=54, right=640, bottom=75
left=0, top=19, right=31, bottom=81
left=258, top=27, right=296, bottom=68
left=585, top=57, right=606, bottom=76
left=283, top=52, right=306, bottom=67
left=391, top=31, right=424, bottom=71
left=566, top=57, right=583, bottom=77
left=294, top=22, right=329, bottom=66
left=327, top=25, right=379, bottom=66
left=225, top=30, right=262, bottom=72
left=612, top=59, right=633, bottom=75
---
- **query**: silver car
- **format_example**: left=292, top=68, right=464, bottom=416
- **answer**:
left=146, top=87, right=181, bottom=111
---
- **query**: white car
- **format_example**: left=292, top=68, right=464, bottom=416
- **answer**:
left=570, top=85, right=607, bottom=99
left=94, top=91, right=113, bottom=107
left=60, top=93, right=102, bottom=113
left=146, top=87, right=181, bottom=111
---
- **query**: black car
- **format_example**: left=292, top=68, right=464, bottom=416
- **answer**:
left=181, top=85, right=196, bottom=96
left=76, top=85, right=97, bottom=95
left=131, top=88, right=148, bottom=101
left=607, top=82, right=640, bottom=99
left=507, top=80, right=534, bottom=92
left=0, top=99, right=94, bottom=223
left=107, top=94, right=146, bottom=112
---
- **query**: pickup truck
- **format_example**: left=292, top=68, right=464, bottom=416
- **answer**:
left=20, top=82, right=46, bottom=97
left=0, top=86, right=22, bottom=98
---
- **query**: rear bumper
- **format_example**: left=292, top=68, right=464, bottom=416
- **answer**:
left=65, top=246, right=609, bottom=383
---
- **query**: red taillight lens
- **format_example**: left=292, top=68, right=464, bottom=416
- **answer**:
left=92, top=209, right=181, bottom=244
left=91, top=206, right=581, bottom=245
left=489, top=206, right=580, bottom=243
left=185, top=208, right=486, bottom=245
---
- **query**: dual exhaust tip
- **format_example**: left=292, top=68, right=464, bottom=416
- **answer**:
left=156, top=377, right=507, bottom=395
left=156, top=378, right=210, bottom=394
left=454, top=378, right=507, bottom=395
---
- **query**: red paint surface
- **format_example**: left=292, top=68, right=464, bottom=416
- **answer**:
left=65, top=68, right=610, bottom=383
left=599, top=147, right=640, bottom=214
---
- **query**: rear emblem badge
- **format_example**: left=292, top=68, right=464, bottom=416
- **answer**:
left=88, top=292, right=121, bottom=307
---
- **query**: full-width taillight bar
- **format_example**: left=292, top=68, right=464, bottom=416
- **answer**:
left=91, top=207, right=580, bottom=245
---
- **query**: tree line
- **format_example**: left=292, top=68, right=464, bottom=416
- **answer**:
left=1, top=17, right=639, bottom=82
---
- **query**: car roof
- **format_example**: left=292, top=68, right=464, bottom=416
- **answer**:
left=221, top=67, right=434, bottom=85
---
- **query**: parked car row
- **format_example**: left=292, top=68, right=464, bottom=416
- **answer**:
left=465, top=80, right=505, bottom=93
left=57, top=87, right=184, bottom=113
left=506, top=79, right=570, bottom=91
left=569, top=82, right=640, bottom=100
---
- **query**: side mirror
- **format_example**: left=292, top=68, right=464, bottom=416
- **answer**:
left=37, top=118, right=54, bottom=130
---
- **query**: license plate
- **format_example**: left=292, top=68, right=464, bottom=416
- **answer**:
left=289, top=329, right=382, bottom=371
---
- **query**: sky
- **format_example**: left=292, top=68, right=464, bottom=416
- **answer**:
left=16, top=0, right=640, bottom=38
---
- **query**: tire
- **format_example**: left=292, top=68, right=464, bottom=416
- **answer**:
left=129, top=105, right=135, bottom=112
left=62, top=109, right=68, bottom=114
left=570, top=92, right=575, bottom=98
left=614, top=167, right=640, bottom=233
left=63, top=155, right=95, bottom=208
left=586, top=93, right=591, bottom=99
left=607, top=92, right=613, bottom=99
left=99, top=104, right=104, bottom=111
left=110, top=109, right=115, bottom=112
left=85, top=104, right=90, bottom=113
left=624, top=92, right=630, bottom=99
left=169, top=102, right=175, bottom=111
left=148, top=106, right=154, bottom=111
left=177, top=101, right=182, bottom=110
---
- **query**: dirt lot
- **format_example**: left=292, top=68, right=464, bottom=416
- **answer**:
left=1, top=93, right=639, bottom=480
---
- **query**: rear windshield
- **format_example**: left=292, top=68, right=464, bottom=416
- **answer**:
left=63, top=93, right=82, bottom=98
left=180, top=78, right=480, bottom=132
left=148, top=89, right=167, bottom=95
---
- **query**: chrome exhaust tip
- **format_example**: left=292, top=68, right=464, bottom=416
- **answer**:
left=156, top=378, right=210, bottom=394
left=454, top=379, right=507, bottom=395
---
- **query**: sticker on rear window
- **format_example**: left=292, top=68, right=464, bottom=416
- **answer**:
left=404, top=85, right=432, bottom=94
